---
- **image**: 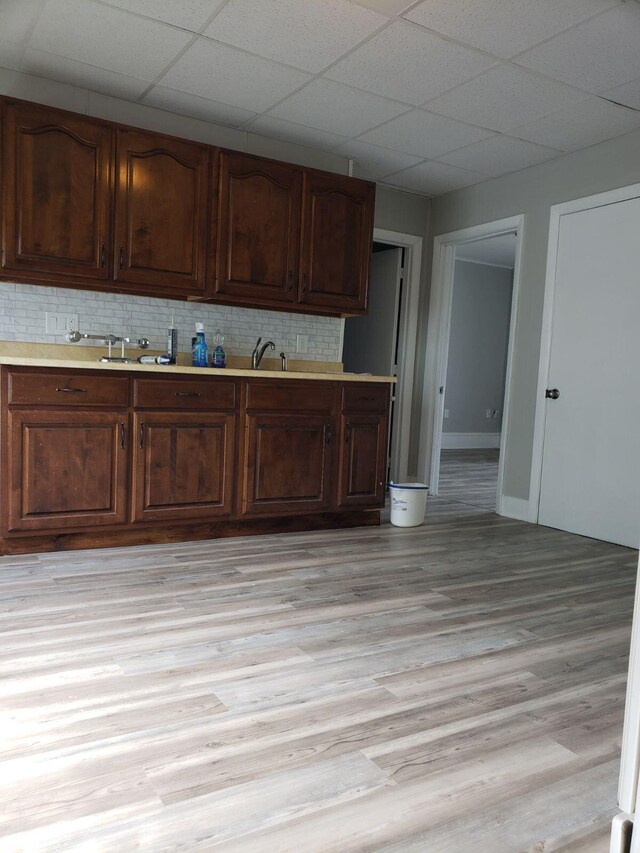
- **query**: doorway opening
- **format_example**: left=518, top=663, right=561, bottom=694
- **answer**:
left=418, top=214, right=524, bottom=516
left=341, top=228, right=423, bottom=484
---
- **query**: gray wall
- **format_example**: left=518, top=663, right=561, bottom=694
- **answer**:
left=426, top=126, right=640, bottom=502
left=444, top=261, right=512, bottom=435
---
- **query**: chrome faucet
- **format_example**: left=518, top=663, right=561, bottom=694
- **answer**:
left=251, top=337, right=276, bottom=369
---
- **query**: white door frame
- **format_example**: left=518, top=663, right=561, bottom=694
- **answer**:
left=417, top=214, right=524, bottom=514
left=365, top=227, right=423, bottom=482
left=528, top=181, right=640, bottom=521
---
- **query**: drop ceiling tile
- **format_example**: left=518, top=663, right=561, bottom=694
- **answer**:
left=439, top=135, right=562, bottom=177
left=143, top=86, right=256, bottom=127
left=349, top=0, right=415, bottom=14
left=336, top=139, right=423, bottom=179
left=404, top=0, right=618, bottom=59
left=602, top=77, right=640, bottom=111
left=99, top=0, right=216, bottom=32
left=0, top=41, right=24, bottom=70
left=29, top=0, right=192, bottom=79
left=160, top=38, right=311, bottom=113
left=424, top=64, right=584, bottom=133
left=360, top=108, right=495, bottom=158
left=326, top=20, right=496, bottom=105
left=204, top=0, right=386, bottom=73
left=516, top=4, right=640, bottom=94
left=247, top=115, right=348, bottom=151
left=1, top=0, right=45, bottom=44
left=269, top=78, right=409, bottom=137
left=512, top=97, right=640, bottom=152
left=23, top=48, right=151, bottom=99
left=385, top=160, right=485, bottom=195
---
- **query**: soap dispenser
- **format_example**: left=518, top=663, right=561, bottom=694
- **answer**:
left=192, top=323, right=208, bottom=367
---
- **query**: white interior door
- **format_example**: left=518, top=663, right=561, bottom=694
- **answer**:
left=342, top=248, right=401, bottom=377
left=539, top=194, right=640, bottom=548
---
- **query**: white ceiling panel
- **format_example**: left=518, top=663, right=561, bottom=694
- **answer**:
left=385, top=160, right=486, bottom=195
left=29, top=0, right=192, bottom=80
left=603, top=77, right=640, bottom=111
left=440, top=134, right=562, bottom=177
left=425, top=65, right=585, bottom=133
left=160, top=38, right=311, bottom=113
left=404, top=0, right=619, bottom=59
left=349, top=0, right=415, bottom=14
left=512, top=97, right=640, bottom=152
left=336, top=139, right=423, bottom=179
left=0, top=41, right=24, bottom=70
left=98, top=0, right=217, bottom=32
left=269, top=78, right=409, bottom=137
left=204, top=0, right=386, bottom=73
left=325, top=20, right=496, bottom=105
left=247, top=115, right=348, bottom=150
left=143, top=86, right=256, bottom=127
left=1, top=0, right=45, bottom=44
left=516, top=4, right=640, bottom=94
left=360, top=108, right=495, bottom=158
left=22, top=48, right=152, bottom=99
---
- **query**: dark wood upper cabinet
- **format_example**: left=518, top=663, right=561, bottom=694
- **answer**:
left=215, top=152, right=301, bottom=303
left=114, top=130, right=209, bottom=296
left=299, top=171, right=375, bottom=314
left=2, top=101, right=112, bottom=281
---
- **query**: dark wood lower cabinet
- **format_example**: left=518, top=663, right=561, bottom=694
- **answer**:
left=0, top=367, right=391, bottom=553
left=242, top=414, right=333, bottom=516
left=6, top=409, right=128, bottom=532
left=132, top=412, right=235, bottom=522
left=337, top=413, right=387, bottom=508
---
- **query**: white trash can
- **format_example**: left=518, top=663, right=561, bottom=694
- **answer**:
left=389, top=482, right=429, bottom=527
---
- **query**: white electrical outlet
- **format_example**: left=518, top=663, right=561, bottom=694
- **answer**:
left=444, top=409, right=449, bottom=419
left=486, top=409, right=492, bottom=419
left=46, top=312, right=79, bottom=336
left=296, top=334, right=308, bottom=354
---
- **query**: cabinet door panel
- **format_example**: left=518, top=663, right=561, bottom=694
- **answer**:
left=299, top=172, right=374, bottom=313
left=114, top=130, right=209, bottom=294
left=7, top=410, right=128, bottom=532
left=338, top=414, right=386, bottom=508
left=243, top=414, right=332, bottom=515
left=2, top=102, right=112, bottom=280
left=216, top=152, right=301, bottom=303
left=133, top=413, right=234, bottom=522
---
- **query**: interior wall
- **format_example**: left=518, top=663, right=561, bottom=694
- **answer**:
left=426, top=125, right=640, bottom=503
left=444, top=260, right=512, bottom=437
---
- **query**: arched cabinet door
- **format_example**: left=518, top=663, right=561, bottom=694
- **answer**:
left=114, top=130, right=210, bottom=296
left=299, top=171, right=375, bottom=315
left=2, top=101, right=112, bottom=282
left=215, top=151, right=301, bottom=304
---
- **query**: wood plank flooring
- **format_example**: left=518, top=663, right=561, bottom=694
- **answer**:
left=0, top=498, right=636, bottom=851
left=439, top=448, right=500, bottom=510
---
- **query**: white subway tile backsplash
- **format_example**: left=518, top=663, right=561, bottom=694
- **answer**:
left=0, top=281, right=343, bottom=362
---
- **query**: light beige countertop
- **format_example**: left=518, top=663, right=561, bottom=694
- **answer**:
left=0, top=344, right=396, bottom=383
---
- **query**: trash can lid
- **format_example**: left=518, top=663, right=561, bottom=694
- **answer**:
left=388, top=482, right=429, bottom=490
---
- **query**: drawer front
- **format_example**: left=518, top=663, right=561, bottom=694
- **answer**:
left=245, top=380, right=336, bottom=413
left=134, top=377, right=237, bottom=410
left=7, top=370, right=129, bottom=407
left=342, top=383, right=389, bottom=413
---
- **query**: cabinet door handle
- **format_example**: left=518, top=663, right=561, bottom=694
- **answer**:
left=56, top=386, right=87, bottom=393
left=120, top=422, right=126, bottom=450
left=326, top=425, right=332, bottom=445
left=288, top=270, right=294, bottom=292
left=119, top=246, right=125, bottom=271
left=175, top=391, right=201, bottom=397
left=302, top=273, right=308, bottom=293
left=139, top=422, right=144, bottom=449
left=100, top=243, right=106, bottom=269
left=345, top=423, right=351, bottom=443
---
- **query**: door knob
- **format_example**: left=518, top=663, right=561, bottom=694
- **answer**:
left=545, top=388, right=560, bottom=400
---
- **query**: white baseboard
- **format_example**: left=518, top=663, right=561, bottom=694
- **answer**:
left=441, top=432, right=501, bottom=449
left=500, top=495, right=531, bottom=521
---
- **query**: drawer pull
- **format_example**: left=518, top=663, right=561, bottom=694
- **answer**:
left=175, top=391, right=201, bottom=397
left=56, top=386, right=87, bottom=393
left=355, top=395, right=376, bottom=402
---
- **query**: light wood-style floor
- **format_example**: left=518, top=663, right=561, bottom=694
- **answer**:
left=439, top=448, right=500, bottom=510
left=0, top=499, right=636, bottom=851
